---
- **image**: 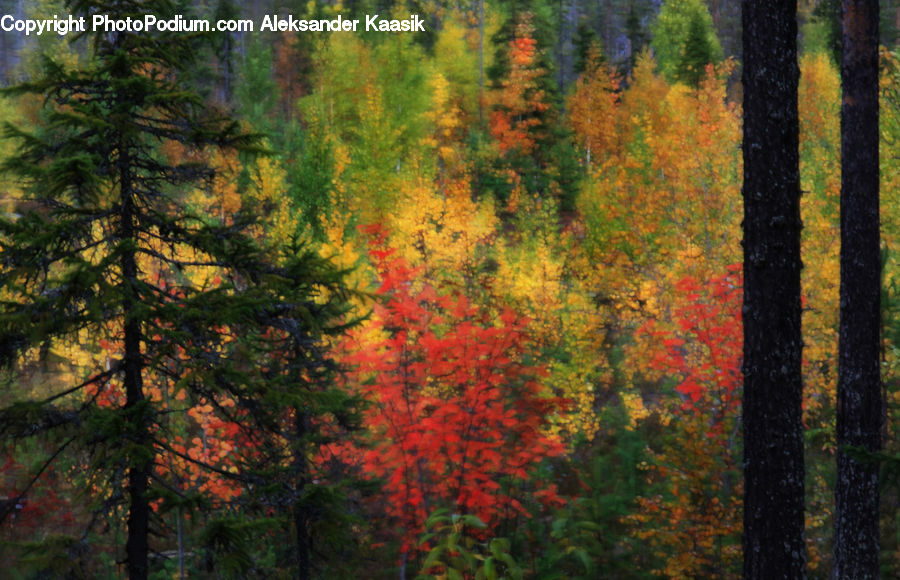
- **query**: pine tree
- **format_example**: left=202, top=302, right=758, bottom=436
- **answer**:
left=0, top=1, right=358, bottom=577
left=651, top=0, right=722, bottom=84
left=676, top=8, right=717, bottom=87
left=624, top=0, right=647, bottom=72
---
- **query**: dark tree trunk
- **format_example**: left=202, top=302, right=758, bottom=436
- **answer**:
left=479, top=0, right=485, bottom=123
left=835, top=1, right=882, bottom=577
left=741, top=0, right=806, bottom=577
left=120, top=140, right=150, bottom=580
left=604, top=0, right=613, bottom=62
left=293, top=407, right=311, bottom=580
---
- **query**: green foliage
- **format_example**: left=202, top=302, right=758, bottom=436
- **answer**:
left=488, top=0, right=557, bottom=90
left=19, top=0, right=82, bottom=78
left=416, top=509, right=522, bottom=580
left=810, top=0, right=841, bottom=65
left=650, top=0, right=722, bottom=85
left=573, top=23, right=602, bottom=75
left=545, top=132, right=584, bottom=214
left=675, top=8, right=718, bottom=86
left=804, top=1, right=899, bottom=62
left=624, top=1, right=649, bottom=71
left=288, top=123, right=336, bottom=241
left=882, top=0, right=900, bottom=48
left=235, top=38, right=279, bottom=131
left=198, top=516, right=278, bottom=578
left=299, top=30, right=431, bottom=219
left=511, top=405, right=657, bottom=579
left=11, top=534, right=89, bottom=579
left=0, top=1, right=360, bottom=577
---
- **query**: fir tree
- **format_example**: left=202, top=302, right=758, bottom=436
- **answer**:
left=651, top=0, right=722, bottom=84
left=624, top=0, right=647, bottom=72
left=0, top=0, right=359, bottom=577
left=676, top=8, right=718, bottom=87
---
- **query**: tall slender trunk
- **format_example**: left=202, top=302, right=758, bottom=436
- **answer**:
left=293, top=407, right=311, bottom=580
left=120, top=139, right=150, bottom=580
left=835, top=1, right=882, bottom=577
left=604, top=0, right=612, bottom=62
left=478, top=0, right=484, bottom=123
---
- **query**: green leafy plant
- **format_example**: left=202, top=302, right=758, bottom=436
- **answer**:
left=416, top=508, right=522, bottom=580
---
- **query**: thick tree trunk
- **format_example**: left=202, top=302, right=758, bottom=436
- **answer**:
left=741, top=0, right=806, bottom=577
left=835, top=1, right=882, bottom=577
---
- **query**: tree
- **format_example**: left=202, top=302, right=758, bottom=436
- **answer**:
left=567, top=46, right=618, bottom=167
left=834, top=0, right=882, bottom=576
left=489, top=14, right=551, bottom=157
left=741, top=0, right=806, bottom=576
left=676, top=8, right=719, bottom=87
left=0, top=1, right=356, bottom=577
left=339, top=228, right=565, bottom=564
left=630, top=267, right=743, bottom=578
left=650, top=0, right=722, bottom=85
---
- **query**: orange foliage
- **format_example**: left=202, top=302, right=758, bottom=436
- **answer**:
left=568, top=48, right=620, bottom=166
left=488, top=16, right=550, bottom=155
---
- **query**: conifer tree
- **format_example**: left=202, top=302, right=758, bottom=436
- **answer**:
left=676, top=8, right=718, bottom=87
left=651, top=0, right=722, bottom=85
left=0, top=1, right=358, bottom=577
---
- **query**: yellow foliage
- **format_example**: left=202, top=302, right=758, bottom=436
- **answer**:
left=495, top=238, right=563, bottom=315
left=621, top=392, right=650, bottom=429
left=246, top=155, right=299, bottom=248
left=578, top=57, right=741, bottom=377
left=316, top=201, right=375, bottom=311
left=798, top=53, right=841, bottom=426
left=424, top=72, right=466, bottom=176
left=490, top=196, right=611, bottom=440
left=431, top=13, right=484, bottom=127
left=390, top=176, right=497, bottom=280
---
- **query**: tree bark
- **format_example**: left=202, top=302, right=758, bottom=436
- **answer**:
left=293, top=407, right=311, bottom=580
left=741, top=0, right=806, bottom=577
left=120, top=138, right=150, bottom=580
left=834, top=1, right=882, bottom=577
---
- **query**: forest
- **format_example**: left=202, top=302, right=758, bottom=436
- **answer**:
left=0, top=0, right=898, bottom=578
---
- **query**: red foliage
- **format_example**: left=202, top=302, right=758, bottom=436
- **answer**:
left=1, top=450, right=77, bottom=537
left=641, top=264, right=742, bottom=421
left=341, top=226, right=565, bottom=549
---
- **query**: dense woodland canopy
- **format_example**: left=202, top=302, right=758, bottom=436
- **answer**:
left=0, top=0, right=899, bottom=578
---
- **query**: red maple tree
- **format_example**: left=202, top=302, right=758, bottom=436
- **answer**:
left=340, top=226, right=566, bottom=551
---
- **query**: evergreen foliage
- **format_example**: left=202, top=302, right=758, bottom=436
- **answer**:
left=650, top=0, right=722, bottom=85
left=0, top=0, right=359, bottom=577
left=812, top=0, right=842, bottom=65
left=675, top=8, right=718, bottom=87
